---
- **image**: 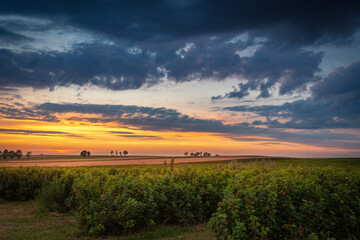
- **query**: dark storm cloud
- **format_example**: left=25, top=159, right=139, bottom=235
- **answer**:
left=0, top=34, right=324, bottom=97
left=0, top=0, right=359, bottom=94
left=224, top=60, right=360, bottom=129
left=0, top=43, right=163, bottom=90
left=0, top=27, right=29, bottom=42
left=211, top=41, right=324, bottom=99
left=1, top=0, right=359, bottom=44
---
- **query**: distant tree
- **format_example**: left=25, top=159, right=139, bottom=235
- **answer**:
left=15, top=150, right=22, bottom=159
left=115, top=150, right=118, bottom=156
left=80, top=150, right=87, bottom=158
left=2, top=149, right=8, bottom=160
left=26, top=152, right=32, bottom=159
left=119, top=152, right=122, bottom=156
left=110, top=150, right=114, bottom=156
left=203, top=152, right=211, bottom=157
left=87, top=151, right=91, bottom=158
left=123, top=150, right=128, bottom=157
left=0, top=151, right=2, bottom=159
left=9, top=151, right=16, bottom=159
left=184, top=152, right=189, bottom=156
left=190, top=153, right=194, bottom=156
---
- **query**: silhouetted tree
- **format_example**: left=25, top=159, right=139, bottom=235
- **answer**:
left=9, top=151, right=16, bottom=159
left=2, top=149, right=8, bottom=160
left=123, top=150, right=128, bottom=157
left=203, top=152, right=211, bottom=157
left=26, top=152, right=32, bottom=159
left=87, top=151, right=91, bottom=158
left=119, top=152, right=122, bottom=156
left=15, top=150, right=22, bottom=159
left=115, top=150, right=118, bottom=156
left=80, top=150, right=87, bottom=158
left=110, top=150, right=114, bottom=156
left=184, top=152, right=188, bottom=156
left=0, top=151, right=2, bottom=159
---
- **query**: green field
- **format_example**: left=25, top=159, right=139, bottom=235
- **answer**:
left=0, top=158, right=359, bottom=240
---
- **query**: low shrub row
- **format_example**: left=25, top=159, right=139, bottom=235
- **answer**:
left=0, top=167, right=64, bottom=200
left=0, top=166, right=359, bottom=239
left=72, top=167, right=234, bottom=235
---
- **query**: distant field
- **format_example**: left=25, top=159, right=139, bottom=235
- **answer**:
left=0, top=155, right=267, bottom=167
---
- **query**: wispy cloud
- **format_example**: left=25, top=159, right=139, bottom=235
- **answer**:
left=0, top=128, right=85, bottom=138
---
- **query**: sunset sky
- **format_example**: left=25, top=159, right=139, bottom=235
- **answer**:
left=0, top=0, right=359, bottom=157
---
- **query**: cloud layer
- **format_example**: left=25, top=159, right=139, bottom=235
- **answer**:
left=224, top=60, right=360, bottom=129
left=1, top=101, right=358, bottom=150
left=0, top=0, right=359, bottom=96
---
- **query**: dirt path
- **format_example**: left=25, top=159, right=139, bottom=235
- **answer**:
left=0, top=156, right=261, bottom=167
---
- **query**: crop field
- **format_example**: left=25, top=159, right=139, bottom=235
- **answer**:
left=0, top=155, right=264, bottom=167
left=0, top=158, right=359, bottom=240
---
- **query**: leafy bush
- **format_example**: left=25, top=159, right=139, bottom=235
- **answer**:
left=72, top=167, right=234, bottom=236
left=0, top=167, right=63, bottom=200
left=209, top=168, right=360, bottom=240
left=37, top=170, right=78, bottom=213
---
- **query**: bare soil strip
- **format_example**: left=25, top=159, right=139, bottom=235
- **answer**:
left=0, top=156, right=260, bottom=167
left=0, top=156, right=164, bottom=164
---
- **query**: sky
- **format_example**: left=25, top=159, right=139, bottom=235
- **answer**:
left=0, top=0, right=359, bottom=157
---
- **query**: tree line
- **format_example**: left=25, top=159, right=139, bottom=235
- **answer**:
left=80, top=150, right=129, bottom=158
left=110, top=150, right=128, bottom=157
left=184, top=151, right=212, bottom=157
left=0, top=149, right=32, bottom=160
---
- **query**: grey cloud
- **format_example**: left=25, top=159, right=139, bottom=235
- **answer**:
left=0, top=34, right=325, bottom=99
left=0, top=43, right=163, bottom=90
left=211, top=41, right=324, bottom=100
left=224, top=60, right=360, bottom=129
left=1, top=0, right=359, bottom=45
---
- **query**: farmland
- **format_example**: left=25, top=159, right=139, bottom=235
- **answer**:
left=0, top=155, right=264, bottom=167
left=0, top=157, right=359, bottom=240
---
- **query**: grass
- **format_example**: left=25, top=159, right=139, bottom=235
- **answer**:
left=0, top=200, right=214, bottom=240
left=0, top=200, right=77, bottom=240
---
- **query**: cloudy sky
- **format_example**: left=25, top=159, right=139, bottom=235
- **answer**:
left=0, top=0, right=359, bottom=156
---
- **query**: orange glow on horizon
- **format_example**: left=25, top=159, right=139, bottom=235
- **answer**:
left=0, top=117, right=359, bottom=157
